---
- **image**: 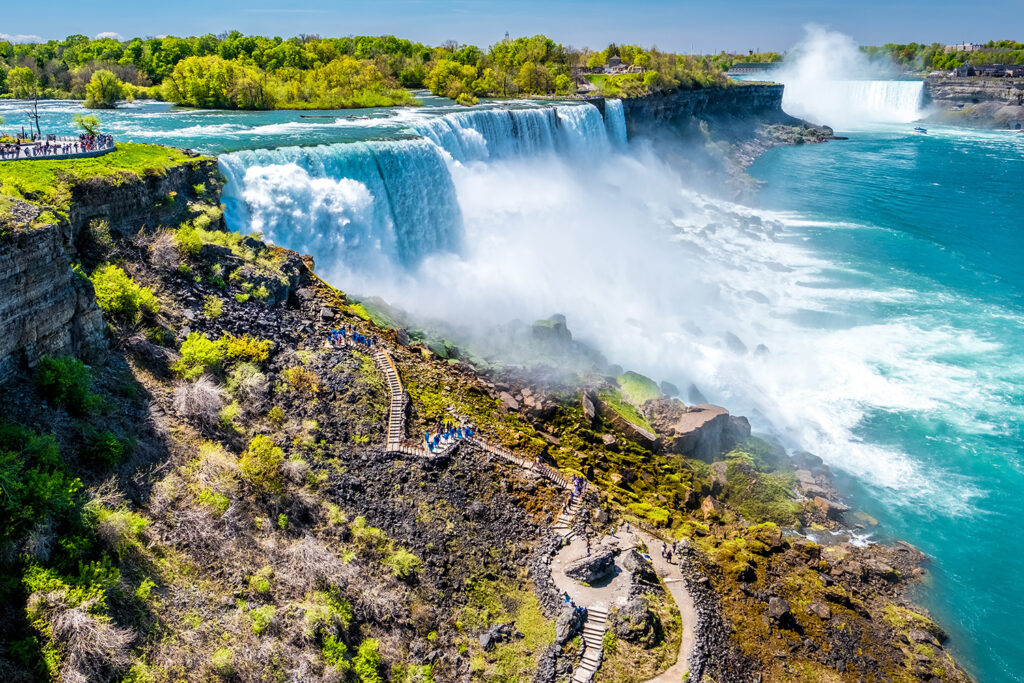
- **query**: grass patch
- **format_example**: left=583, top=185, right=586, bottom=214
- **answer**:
left=616, top=371, right=660, bottom=406
left=597, top=388, right=655, bottom=433
left=0, top=143, right=207, bottom=215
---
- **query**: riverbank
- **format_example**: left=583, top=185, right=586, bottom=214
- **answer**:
left=924, top=75, right=1024, bottom=128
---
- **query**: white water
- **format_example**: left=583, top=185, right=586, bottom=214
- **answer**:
left=219, top=98, right=975, bottom=516
left=771, top=25, right=925, bottom=128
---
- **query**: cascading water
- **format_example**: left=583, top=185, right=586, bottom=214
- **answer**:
left=780, top=79, right=925, bottom=128
left=604, top=99, right=628, bottom=146
left=219, top=102, right=619, bottom=278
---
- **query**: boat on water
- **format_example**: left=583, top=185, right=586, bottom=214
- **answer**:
left=913, top=126, right=928, bottom=134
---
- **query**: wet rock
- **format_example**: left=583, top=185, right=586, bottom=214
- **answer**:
left=701, top=495, right=723, bottom=520
left=710, top=461, right=728, bottom=491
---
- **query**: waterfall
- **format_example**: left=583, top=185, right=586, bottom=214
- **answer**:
left=604, top=99, right=627, bottom=145
left=780, top=79, right=925, bottom=128
left=219, top=102, right=618, bottom=276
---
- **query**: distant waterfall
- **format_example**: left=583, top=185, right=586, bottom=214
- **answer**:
left=219, top=102, right=618, bottom=275
left=780, top=79, right=925, bottom=128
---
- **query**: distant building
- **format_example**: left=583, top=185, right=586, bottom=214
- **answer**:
left=945, top=42, right=984, bottom=53
left=607, top=55, right=623, bottom=70
left=953, top=63, right=975, bottom=77
left=953, top=63, right=1024, bottom=78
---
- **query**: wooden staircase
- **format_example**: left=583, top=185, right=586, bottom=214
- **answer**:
left=572, top=605, right=609, bottom=683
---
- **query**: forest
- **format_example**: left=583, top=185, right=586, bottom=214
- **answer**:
left=0, top=32, right=730, bottom=109
left=862, top=40, right=1024, bottom=71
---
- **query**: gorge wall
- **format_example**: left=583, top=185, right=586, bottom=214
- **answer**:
left=619, top=83, right=795, bottom=135
left=0, top=157, right=219, bottom=382
left=924, top=76, right=1024, bottom=128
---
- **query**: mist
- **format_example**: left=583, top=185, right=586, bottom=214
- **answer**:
left=773, top=26, right=925, bottom=128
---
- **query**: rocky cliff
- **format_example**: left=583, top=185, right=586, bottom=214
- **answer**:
left=924, top=76, right=1024, bottom=128
left=0, top=204, right=104, bottom=382
left=620, top=83, right=795, bottom=135
left=0, top=155, right=219, bottom=382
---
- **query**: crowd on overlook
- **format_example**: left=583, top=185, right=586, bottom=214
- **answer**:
left=0, top=133, right=114, bottom=160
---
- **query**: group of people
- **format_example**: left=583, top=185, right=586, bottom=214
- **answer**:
left=569, top=475, right=586, bottom=503
left=327, top=326, right=376, bottom=348
left=0, top=133, right=114, bottom=160
left=562, top=592, right=588, bottom=620
left=424, top=420, right=476, bottom=453
left=659, top=540, right=683, bottom=565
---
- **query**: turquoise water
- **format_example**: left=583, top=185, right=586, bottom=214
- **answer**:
left=2, top=95, right=1021, bottom=680
left=751, top=126, right=1024, bottom=681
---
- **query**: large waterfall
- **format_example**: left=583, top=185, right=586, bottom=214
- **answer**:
left=780, top=79, right=925, bottom=128
left=220, top=101, right=627, bottom=274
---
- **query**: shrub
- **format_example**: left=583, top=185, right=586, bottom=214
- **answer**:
left=353, top=638, right=382, bottom=683
left=283, top=366, right=322, bottom=395
left=81, top=428, right=127, bottom=468
left=149, top=230, right=178, bottom=270
left=174, top=333, right=226, bottom=379
left=234, top=293, right=250, bottom=304
left=267, top=405, right=286, bottom=427
left=226, top=363, right=268, bottom=404
left=36, top=356, right=95, bottom=413
left=31, top=592, right=133, bottom=682
left=93, top=506, right=149, bottom=559
left=238, top=435, right=284, bottom=494
left=249, top=605, right=276, bottom=636
left=90, top=264, right=159, bottom=324
left=322, top=633, right=348, bottom=668
left=218, top=401, right=241, bottom=429
left=383, top=548, right=422, bottom=581
left=203, top=296, right=223, bottom=319
left=277, top=513, right=289, bottom=530
left=223, top=334, right=274, bottom=364
left=302, top=588, right=353, bottom=640
left=171, top=377, right=226, bottom=429
left=211, top=647, right=234, bottom=677
left=349, top=516, right=389, bottom=553
left=0, top=423, right=81, bottom=542
left=247, top=566, right=273, bottom=595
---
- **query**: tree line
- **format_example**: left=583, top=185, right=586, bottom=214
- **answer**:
left=861, top=40, right=1024, bottom=72
left=0, top=32, right=730, bottom=109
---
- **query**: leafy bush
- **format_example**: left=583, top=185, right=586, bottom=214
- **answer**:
left=90, top=264, right=159, bottom=324
left=249, top=605, right=276, bottom=636
left=92, top=506, right=149, bottom=559
left=267, top=405, right=286, bottom=427
left=222, top=334, right=273, bottom=363
left=322, top=633, right=348, bottom=668
left=173, top=333, right=226, bottom=379
left=80, top=427, right=127, bottom=468
left=283, top=366, right=322, bottom=395
left=349, top=516, right=389, bottom=553
left=353, top=638, right=382, bottom=683
left=35, top=356, right=95, bottom=413
left=383, top=548, right=422, bottom=581
left=203, top=295, right=223, bottom=319
left=247, top=566, right=273, bottom=595
left=0, top=423, right=81, bottom=542
left=238, top=435, right=284, bottom=494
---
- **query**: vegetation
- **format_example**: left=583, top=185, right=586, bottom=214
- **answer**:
left=862, top=40, right=1024, bottom=71
left=0, top=32, right=730, bottom=109
left=35, top=356, right=96, bottom=414
left=90, top=264, right=159, bottom=325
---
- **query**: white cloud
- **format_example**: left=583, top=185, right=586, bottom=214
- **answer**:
left=0, top=33, right=44, bottom=43
left=95, top=31, right=124, bottom=40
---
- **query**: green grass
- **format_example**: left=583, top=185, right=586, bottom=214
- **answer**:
left=0, top=143, right=209, bottom=215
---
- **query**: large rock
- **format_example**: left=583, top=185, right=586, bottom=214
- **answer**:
left=564, top=548, right=617, bottom=583
left=555, top=604, right=583, bottom=645
left=610, top=597, right=661, bottom=647
left=644, top=398, right=751, bottom=462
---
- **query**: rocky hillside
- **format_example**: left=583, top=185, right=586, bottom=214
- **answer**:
left=924, top=76, right=1024, bottom=128
left=0, top=147, right=971, bottom=682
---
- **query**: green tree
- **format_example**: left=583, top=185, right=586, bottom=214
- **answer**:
left=73, top=113, right=102, bottom=135
left=7, top=66, right=36, bottom=98
left=83, top=69, right=125, bottom=109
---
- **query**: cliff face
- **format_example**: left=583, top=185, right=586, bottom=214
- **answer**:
left=621, top=84, right=795, bottom=135
left=0, top=158, right=220, bottom=382
left=924, top=76, right=1024, bottom=128
left=0, top=211, right=104, bottom=382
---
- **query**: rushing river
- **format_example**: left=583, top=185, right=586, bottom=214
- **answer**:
left=2, top=86, right=1021, bottom=680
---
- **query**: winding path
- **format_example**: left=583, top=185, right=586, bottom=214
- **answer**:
left=368, top=343, right=697, bottom=682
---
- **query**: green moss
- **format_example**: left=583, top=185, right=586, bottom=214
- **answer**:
left=616, top=371, right=660, bottom=405
left=597, top=388, right=655, bottom=433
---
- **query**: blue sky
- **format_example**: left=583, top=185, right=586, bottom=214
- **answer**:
left=0, top=0, right=1019, bottom=52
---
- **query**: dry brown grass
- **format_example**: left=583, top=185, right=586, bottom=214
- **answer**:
left=149, top=229, right=179, bottom=271
left=275, top=536, right=353, bottom=597
left=172, top=376, right=226, bottom=430
left=28, top=593, right=133, bottom=683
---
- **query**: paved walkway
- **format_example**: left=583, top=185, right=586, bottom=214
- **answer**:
left=361, top=339, right=699, bottom=681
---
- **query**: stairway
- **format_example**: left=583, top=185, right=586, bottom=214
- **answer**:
left=372, top=349, right=407, bottom=452
left=553, top=495, right=583, bottom=541
left=572, top=605, right=609, bottom=683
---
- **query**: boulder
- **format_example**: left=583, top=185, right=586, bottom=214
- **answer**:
left=807, top=601, right=831, bottom=620
left=611, top=597, right=661, bottom=646
left=582, top=392, right=597, bottom=422
left=645, top=400, right=751, bottom=462
left=767, top=596, right=791, bottom=620
left=499, top=391, right=520, bottom=411
left=555, top=605, right=583, bottom=645
left=701, top=495, right=722, bottom=520
left=564, top=548, right=617, bottom=583
left=709, top=461, right=728, bottom=491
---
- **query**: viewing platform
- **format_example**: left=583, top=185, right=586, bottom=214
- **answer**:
left=0, top=135, right=115, bottom=162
